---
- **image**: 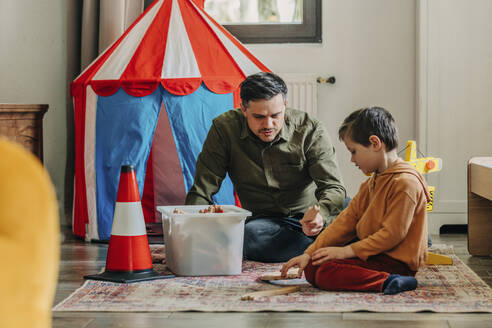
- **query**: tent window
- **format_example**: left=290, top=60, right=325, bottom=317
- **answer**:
left=204, top=0, right=321, bottom=44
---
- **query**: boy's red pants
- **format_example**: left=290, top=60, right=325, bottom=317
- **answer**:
left=304, top=254, right=416, bottom=292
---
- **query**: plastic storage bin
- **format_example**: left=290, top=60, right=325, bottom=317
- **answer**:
left=157, top=205, right=251, bottom=276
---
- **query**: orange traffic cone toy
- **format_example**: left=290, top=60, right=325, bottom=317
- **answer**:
left=85, top=165, right=173, bottom=283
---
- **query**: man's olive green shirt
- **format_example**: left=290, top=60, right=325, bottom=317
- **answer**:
left=185, top=108, right=346, bottom=225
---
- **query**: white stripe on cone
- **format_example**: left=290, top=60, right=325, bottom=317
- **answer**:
left=111, top=202, right=147, bottom=236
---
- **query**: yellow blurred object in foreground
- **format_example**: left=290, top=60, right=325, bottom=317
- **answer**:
left=0, top=138, right=60, bottom=328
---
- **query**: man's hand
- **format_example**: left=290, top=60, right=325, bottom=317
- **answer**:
left=281, top=253, right=311, bottom=279
left=300, top=205, right=324, bottom=236
left=311, top=246, right=355, bottom=266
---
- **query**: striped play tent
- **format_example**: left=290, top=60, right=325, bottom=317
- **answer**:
left=71, top=0, right=269, bottom=241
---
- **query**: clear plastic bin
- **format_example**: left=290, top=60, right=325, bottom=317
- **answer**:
left=156, top=205, right=251, bottom=276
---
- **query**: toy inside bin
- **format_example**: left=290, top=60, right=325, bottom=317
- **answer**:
left=156, top=205, right=251, bottom=276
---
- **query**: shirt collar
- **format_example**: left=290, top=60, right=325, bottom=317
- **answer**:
left=277, top=112, right=293, bottom=142
left=240, top=111, right=250, bottom=139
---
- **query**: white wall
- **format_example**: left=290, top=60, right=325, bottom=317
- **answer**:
left=0, top=0, right=415, bottom=226
left=246, top=0, right=416, bottom=197
left=0, top=1, right=67, bottom=218
left=418, top=0, right=492, bottom=233
left=3, top=0, right=489, bottom=235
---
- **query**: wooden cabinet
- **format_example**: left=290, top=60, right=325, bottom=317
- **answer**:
left=468, top=157, right=492, bottom=255
left=0, top=104, right=48, bottom=162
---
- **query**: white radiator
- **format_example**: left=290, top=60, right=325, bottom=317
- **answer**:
left=282, top=74, right=318, bottom=118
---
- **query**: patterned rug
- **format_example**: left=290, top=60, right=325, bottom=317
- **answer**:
left=53, top=245, right=492, bottom=312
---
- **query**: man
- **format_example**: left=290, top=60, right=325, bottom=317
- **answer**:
left=186, top=72, right=346, bottom=262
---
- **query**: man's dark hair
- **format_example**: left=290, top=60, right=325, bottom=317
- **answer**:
left=240, top=72, right=288, bottom=108
left=338, top=107, right=399, bottom=151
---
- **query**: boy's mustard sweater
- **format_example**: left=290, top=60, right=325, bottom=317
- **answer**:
left=305, top=159, right=430, bottom=271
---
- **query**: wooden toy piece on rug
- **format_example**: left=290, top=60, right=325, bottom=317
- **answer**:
left=240, top=269, right=306, bottom=301
left=0, top=138, right=60, bottom=328
left=260, top=269, right=309, bottom=287
left=260, top=269, right=301, bottom=281
left=241, top=286, right=301, bottom=301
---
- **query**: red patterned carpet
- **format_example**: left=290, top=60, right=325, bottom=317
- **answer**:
left=53, top=245, right=492, bottom=312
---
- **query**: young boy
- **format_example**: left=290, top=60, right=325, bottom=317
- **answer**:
left=281, top=107, right=430, bottom=295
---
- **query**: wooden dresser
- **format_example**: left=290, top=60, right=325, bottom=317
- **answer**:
left=468, top=157, right=492, bottom=255
left=0, top=104, right=48, bottom=162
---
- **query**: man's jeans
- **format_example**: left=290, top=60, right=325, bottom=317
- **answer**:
left=243, top=198, right=351, bottom=263
left=243, top=216, right=316, bottom=263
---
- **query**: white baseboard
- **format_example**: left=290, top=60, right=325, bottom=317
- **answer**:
left=428, top=212, right=467, bottom=234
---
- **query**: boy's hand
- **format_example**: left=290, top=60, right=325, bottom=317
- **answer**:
left=311, top=246, right=355, bottom=266
left=280, top=253, right=311, bottom=278
left=300, top=205, right=323, bottom=236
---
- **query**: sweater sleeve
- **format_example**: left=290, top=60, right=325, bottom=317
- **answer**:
left=304, top=184, right=363, bottom=256
left=350, top=181, right=418, bottom=260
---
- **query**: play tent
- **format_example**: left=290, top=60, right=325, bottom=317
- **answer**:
left=71, top=0, right=269, bottom=241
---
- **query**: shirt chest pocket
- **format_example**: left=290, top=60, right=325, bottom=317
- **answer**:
left=274, top=162, right=310, bottom=189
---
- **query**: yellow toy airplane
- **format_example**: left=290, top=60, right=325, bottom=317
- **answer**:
left=404, top=140, right=442, bottom=211
left=404, top=140, right=452, bottom=265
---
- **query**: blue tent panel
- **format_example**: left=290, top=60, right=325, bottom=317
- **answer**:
left=95, top=88, right=162, bottom=240
left=94, top=84, right=236, bottom=240
left=163, top=84, right=235, bottom=205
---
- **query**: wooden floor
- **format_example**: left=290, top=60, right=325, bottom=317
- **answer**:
left=53, top=230, right=492, bottom=328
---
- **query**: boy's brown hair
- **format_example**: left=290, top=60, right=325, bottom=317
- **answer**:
left=338, top=107, right=399, bottom=151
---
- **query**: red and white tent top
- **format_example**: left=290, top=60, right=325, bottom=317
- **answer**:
left=71, top=0, right=269, bottom=98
